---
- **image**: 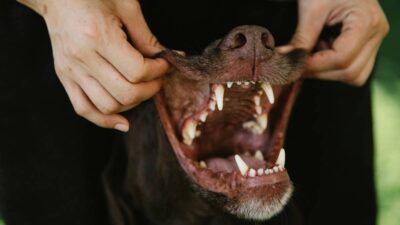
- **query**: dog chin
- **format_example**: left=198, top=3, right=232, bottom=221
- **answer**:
left=226, top=184, right=293, bottom=221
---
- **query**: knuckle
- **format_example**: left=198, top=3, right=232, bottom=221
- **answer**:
left=334, top=58, right=351, bottom=70
left=119, top=92, right=140, bottom=106
left=68, top=46, right=84, bottom=60
left=341, top=68, right=358, bottom=84
left=94, top=117, right=111, bottom=128
left=73, top=104, right=90, bottom=117
left=99, top=102, right=120, bottom=115
left=292, top=34, right=313, bottom=50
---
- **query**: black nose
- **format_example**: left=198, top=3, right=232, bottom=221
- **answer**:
left=219, top=25, right=275, bottom=51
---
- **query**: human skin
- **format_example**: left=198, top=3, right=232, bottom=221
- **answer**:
left=17, top=0, right=170, bottom=132
left=277, top=0, right=389, bottom=86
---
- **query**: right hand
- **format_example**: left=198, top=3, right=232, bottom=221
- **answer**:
left=18, top=0, right=170, bottom=132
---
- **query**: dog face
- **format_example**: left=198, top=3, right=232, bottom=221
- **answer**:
left=154, top=25, right=307, bottom=220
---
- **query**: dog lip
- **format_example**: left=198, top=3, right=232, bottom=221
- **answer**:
left=153, top=80, right=302, bottom=197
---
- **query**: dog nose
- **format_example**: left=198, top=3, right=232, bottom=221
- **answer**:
left=219, top=25, right=275, bottom=51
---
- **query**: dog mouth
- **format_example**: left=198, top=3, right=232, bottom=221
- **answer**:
left=155, top=79, right=300, bottom=195
left=154, top=25, right=307, bottom=220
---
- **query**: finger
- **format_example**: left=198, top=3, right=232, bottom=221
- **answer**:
left=62, top=79, right=129, bottom=131
left=288, top=1, right=329, bottom=50
left=306, top=20, right=373, bottom=73
left=113, top=79, right=163, bottom=113
left=116, top=1, right=164, bottom=55
left=98, top=33, right=169, bottom=83
left=77, top=74, right=123, bottom=115
left=305, top=41, right=379, bottom=86
left=82, top=52, right=163, bottom=106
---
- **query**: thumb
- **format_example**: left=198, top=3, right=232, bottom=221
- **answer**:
left=282, top=2, right=328, bottom=51
left=117, top=1, right=164, bottom=56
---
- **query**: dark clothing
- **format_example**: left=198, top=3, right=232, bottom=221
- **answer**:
left=0, top=0, right=376, bottom=225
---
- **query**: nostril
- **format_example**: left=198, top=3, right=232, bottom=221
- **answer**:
left=261, top=32, right=274, bottom=49
left=230, top=33, right=247, bottom=49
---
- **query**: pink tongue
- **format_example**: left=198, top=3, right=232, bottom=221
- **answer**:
left=205, top=154, right=267, bottom=173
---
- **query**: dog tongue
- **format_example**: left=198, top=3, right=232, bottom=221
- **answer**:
left=205, top=154, right=268, bottom=173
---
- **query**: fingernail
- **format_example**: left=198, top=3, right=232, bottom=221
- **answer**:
left=114, top=123, right=129, bottom=132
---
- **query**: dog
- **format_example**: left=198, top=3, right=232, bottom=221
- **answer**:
left=104, top=25, right=307, bottom=225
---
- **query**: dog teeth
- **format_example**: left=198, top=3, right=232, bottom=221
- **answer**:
left=248, top=168, right=256, bottom=177
left=261, top=82, right=274, bottom=104
left=213, top=84, right=225, bottom=111
left=208, top=100, right=216, bottom=111
left=182, top=119, right=197, bottom=145
left=254, top=150, right=264, bottom=161
left=256, top=113, right=268, bottom=130
left=273, top=166, right=279, bottom=173
left=227, top=82, right=233, bottom=88
left=276, top=148, right=286, bottom=167
left=253, top=95, right=261, bottom=106
left=234, top=155, right=249, bottom=176
left=255, top=105, right=262, bottom=115
left=257, top=168, right=264, bottom=176
left=199, top=161, right=207, bottom=168
left=199, top=111, right=208, bottom=122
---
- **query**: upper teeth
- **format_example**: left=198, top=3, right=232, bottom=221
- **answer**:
left=261, top=82, right=274, bottom=104
left=214, top=84, right=225, bottom=111
left=182, top=119, right=197, bottom=145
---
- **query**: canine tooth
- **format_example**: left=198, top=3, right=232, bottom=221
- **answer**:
left=209, top=100, right=216, bottom=111
left=200, top=161, right=207, bottom=168
left=182, top=119, right=197, bottom=145
left=234, top=155, right=249, bottom=176
left=276, top=148, right=286, bottom=167
left=261, top=82, right=274, bottom=104
left=255, top=105, right=262, bottom=115
left=199, top=111, right=208, bottom=122
left=257, top=113, right=268, bottom=130
left=257, top=168, right=264, bottom=176
left=249, top=169, right=256, bottom=177
left=254, top=96, right=261, bottom=106
left=254, top=150, right=264, bottom=161
left=227, top=82, right=233, bottom=88
left=273, top=166, right=279, bottom=173
left=214, top=84, right=225, bottom=111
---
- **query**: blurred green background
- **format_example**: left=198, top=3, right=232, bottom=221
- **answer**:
left=0, top=1, right=399, bottom=225
left=373, top=0, right=400, bottom=224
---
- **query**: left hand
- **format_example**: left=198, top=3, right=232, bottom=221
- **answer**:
left=277, top=0, right=389, bottom=86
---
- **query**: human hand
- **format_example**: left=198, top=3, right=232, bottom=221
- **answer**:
left=18, top=0, right=170, bottom=131
left=277, top=0, right=389, bottom=86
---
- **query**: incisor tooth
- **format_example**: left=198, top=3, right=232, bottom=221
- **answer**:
left=200, top=161, right=207, bottom=168
left=257, top=113, right=268, bottom=129
left=254, top=150, right=264, bottom=161
left=199, top=111, right=208, bottom=122
left=209, top=100, right=216, bottom=111
left=234, top=155, right=249, bottom=176
left=227, top=82, right=233, bottom=88
left=273, top=166, right=279, bottom=173
left=249, top=169, right=256, bottom=177
left=261, top=82, right=274, bottom=104
left=182, top=119, right=197, bottom=145
left=244, top=81, right=250, bottom=85
left=257, top=168, right=264, bottom=176
left=214, top=84, right=224, bottom=111
left=276, top=148, right=286, bottom=167
left=236, top=81, right=242, bottom=85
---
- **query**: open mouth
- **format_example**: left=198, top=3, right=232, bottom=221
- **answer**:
left=154, top=25, right=307, bottom=220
